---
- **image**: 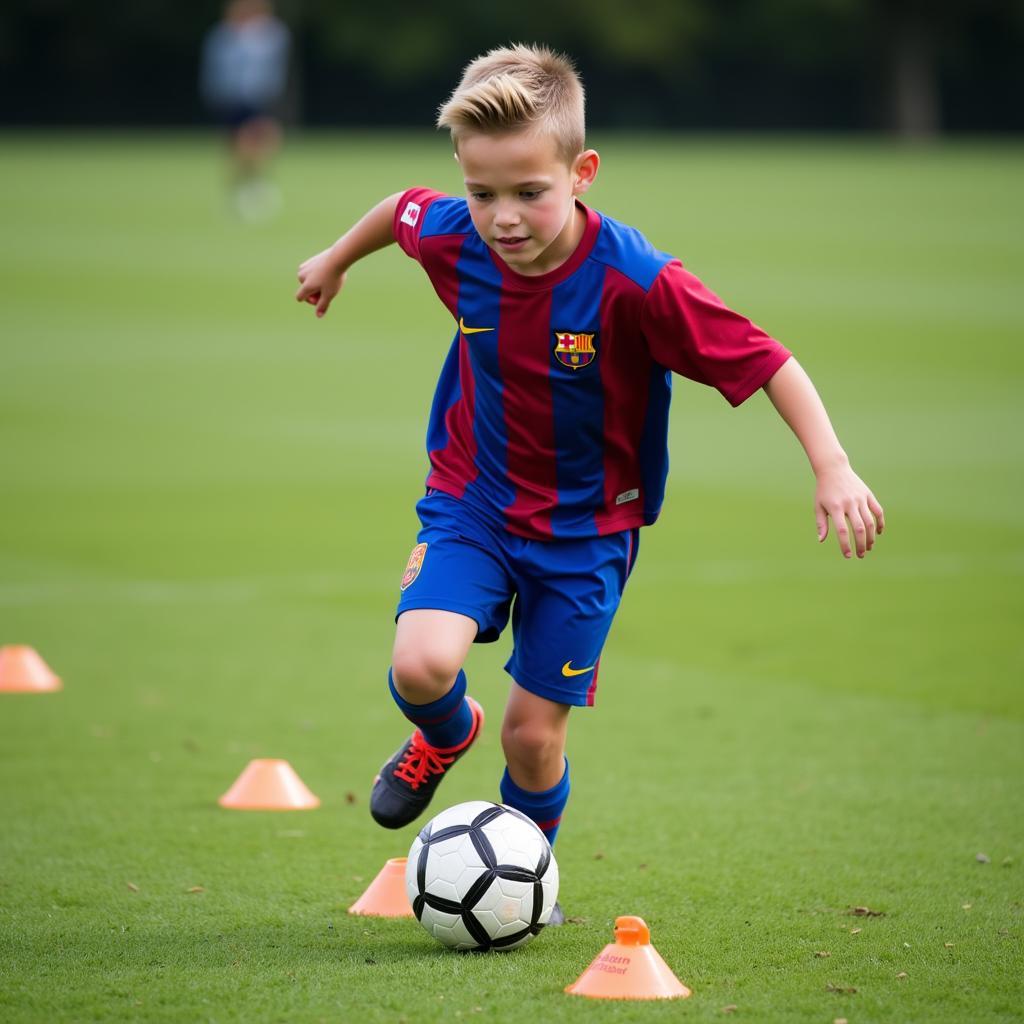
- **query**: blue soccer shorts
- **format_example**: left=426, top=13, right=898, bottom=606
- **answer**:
left=395, top=490, right=640, bottom=707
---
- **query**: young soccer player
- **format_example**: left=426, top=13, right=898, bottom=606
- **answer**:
left=295, top=45, right=884, bottom=904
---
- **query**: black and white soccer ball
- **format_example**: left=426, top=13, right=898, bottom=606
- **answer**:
left=405, top=800, right=559, bottom=951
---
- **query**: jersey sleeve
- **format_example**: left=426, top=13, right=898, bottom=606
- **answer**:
left=640, top=260, right=792, bottom=407
left=393, top=187, right=446, bottom=263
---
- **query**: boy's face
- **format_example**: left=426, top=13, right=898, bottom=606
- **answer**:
left=456, top=130, right=599, bottom=276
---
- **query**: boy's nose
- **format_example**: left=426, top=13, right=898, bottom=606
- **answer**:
left=494, top=203, right=521, bottom=228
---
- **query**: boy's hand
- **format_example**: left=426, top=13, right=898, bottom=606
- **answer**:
left=762, top=358, right=885, bottom=560
left=295, top=247, right=347, bottom=318
left=814, top=462, right=885, bottom=559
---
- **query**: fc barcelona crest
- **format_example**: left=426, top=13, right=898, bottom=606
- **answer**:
left=401, top=543, right=427, bottom=591
left=554, top=332, right=597, bottom=370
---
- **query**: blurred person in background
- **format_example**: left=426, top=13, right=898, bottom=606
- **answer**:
left=200, top=0, right=291, bottom=220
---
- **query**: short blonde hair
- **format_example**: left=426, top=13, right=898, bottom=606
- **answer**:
left=437, top=44, right=585, bottom=164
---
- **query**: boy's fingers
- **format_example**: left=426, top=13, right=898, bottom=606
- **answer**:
left=868, top=494, right=885, bottom=534
left=850, top=507, right=869, bottom=558
left=815, top=506, right=828, bottom=542
left=294, top=284, right=330, bottom=317
left=861, top=502, right=877, bottom=551
left=831, top=507, right=852, bottom=558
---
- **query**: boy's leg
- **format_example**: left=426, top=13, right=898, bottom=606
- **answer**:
left=371, top=609, right=482, bottom=829
left=390, top=608, right=479, bottom=746
left=499, top=682, right=571, bottom=846
left=372, top=489, right=515, bottom=829
left=497, top=527, right=640, bottom=922
left=500, top=683, right=571, bottom=926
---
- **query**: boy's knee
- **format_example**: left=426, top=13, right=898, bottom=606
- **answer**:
left=501, top=718, right=561, bottom=765
left=390, top=646, right=462, bottom=702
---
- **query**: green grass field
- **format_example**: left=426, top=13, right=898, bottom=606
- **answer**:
left=1, top=133, right=1022, bottom=1023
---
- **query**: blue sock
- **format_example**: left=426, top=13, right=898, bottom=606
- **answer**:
left=388, top=668, right=474, bottom=750
left=500, top=759, right=570, bottom=847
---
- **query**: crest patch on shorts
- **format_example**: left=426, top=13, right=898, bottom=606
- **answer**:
left=401, top=542, right=428, bottom=591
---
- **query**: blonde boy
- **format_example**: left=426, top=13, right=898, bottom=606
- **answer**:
left=296, top=45, right=883, bottom=918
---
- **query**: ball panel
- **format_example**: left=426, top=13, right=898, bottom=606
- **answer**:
left=482, top=812, right=548, bottom=870
left=425, top=838, right=487, bottom=902
left=405, top=836, right=424, bottom=906
left=426, top=800, right=497, bottom=834
left=537, top=863, right=560, bottom=922
left=471, top=876, right=536, bottom=940
left=419, top=905, right=479, bottom=950
left=428, top=875, right=461, bottom=905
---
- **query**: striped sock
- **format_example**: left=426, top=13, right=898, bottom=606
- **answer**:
left=388, top=668, right=474, bottom=750
left=500, top=759, right=570, bottom=847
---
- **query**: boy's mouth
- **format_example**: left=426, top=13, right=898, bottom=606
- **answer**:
left=496, top=236, right=529, bottom=250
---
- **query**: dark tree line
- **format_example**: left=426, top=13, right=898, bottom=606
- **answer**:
left=1, top=0, right=1021, bottom=132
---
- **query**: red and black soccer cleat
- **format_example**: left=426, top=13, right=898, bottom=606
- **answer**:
left=370, top=698, right=484, bottom=829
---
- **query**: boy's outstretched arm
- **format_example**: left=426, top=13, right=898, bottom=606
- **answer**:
left=763, top=357, right=885, bottom=559
left=295, top=192, right=403, bottom=318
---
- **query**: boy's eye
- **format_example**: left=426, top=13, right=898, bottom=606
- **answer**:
left=470, top=191, right=492, bottom=202
left=519, top=190, right=542, bottom=200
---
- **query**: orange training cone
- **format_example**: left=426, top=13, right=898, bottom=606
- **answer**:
left=348, top=857, right=414, bottom=917
left=0, top=646, right=62, bottom=693
left=218, top=759, right=320, bottom=810
left=565, top=916, right=692, bottom=1000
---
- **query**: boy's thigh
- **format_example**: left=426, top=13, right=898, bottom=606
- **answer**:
left=505, top=528, right=639, bottom=708
left=395, top=491, right=514, bottom=642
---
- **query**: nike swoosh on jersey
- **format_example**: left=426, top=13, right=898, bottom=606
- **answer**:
left=459, top=317, right=495, bottom=335
left=561, top=661, right=595, bottom=677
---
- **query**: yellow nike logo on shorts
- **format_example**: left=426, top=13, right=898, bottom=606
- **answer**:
left=459, top=317, right=494, bottom=335
left=561, top=661, right=595, bottom=677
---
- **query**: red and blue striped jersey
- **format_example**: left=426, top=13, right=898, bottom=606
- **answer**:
left=393, top=187, right=791, bottom=541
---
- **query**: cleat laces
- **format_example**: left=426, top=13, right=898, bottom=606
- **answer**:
left=392, top=733, right=454, bottom=789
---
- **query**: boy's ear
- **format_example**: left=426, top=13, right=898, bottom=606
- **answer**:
left=572, top=149, right=600, bottom=196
